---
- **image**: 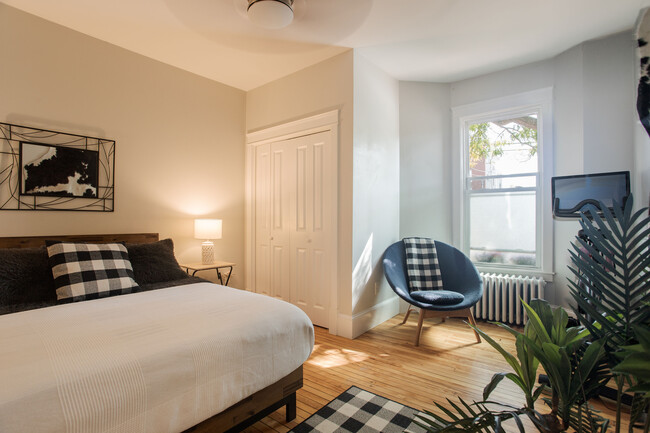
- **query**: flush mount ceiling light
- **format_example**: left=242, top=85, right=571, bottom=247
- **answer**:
left=247, top=0, right=294, bottom=29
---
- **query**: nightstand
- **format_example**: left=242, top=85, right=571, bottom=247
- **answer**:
left=180, top=261, right=235, bottom=286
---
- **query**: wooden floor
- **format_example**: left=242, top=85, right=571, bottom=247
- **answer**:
left=243, top=313, right=626, bottom=433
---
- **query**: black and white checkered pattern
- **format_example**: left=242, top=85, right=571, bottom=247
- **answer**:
left=47, top=242, right=139, bottom=302
left=403, top=237, right=443, bottom=292
left=290, top=386, right=426, bottom=433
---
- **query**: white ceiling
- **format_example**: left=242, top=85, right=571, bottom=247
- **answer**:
left=3, top=0, right=650, bottom=91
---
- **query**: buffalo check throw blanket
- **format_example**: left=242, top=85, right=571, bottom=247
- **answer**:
left=403, top=237, right=443, bottom=292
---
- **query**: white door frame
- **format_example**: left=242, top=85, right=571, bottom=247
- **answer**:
left=245, top=110, right=339, bottom=334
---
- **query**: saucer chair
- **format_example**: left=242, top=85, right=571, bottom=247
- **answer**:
left=383, top=240, right=483, bottom=346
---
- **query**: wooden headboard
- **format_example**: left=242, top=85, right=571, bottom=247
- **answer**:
left=0, top=233, right=159, bottom=249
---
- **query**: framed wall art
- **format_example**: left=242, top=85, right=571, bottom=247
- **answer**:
left=0, top=122, right=115, bottom=211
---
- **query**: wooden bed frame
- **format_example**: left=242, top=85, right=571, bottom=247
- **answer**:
left=0, top=232, right=303, bottom=433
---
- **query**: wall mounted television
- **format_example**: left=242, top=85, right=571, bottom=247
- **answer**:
left=551, top=171, right=630, bottom=218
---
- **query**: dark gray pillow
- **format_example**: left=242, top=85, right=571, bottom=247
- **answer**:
left=410, top=290, right=465, bottom=305
left=126, top=239, right=188, bottom=285
left=0, top=246, right=56, bottom=306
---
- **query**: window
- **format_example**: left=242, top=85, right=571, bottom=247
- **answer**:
left=452, top=89, right=553, bottom=278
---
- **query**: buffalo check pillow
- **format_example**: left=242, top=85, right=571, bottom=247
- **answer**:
left=46, top=241, right=139, bottom=302
left=403, top=237, right=443, bottom=292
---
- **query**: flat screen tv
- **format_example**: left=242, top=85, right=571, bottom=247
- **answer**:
left=551, top=171, right=630, bottom=218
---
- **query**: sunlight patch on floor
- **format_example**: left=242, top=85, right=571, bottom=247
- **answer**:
left=306, top=346, right=370, bottom=368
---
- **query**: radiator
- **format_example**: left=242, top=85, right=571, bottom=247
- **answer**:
left=473, top=273, right=546, bottom=325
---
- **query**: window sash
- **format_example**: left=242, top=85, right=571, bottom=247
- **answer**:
left=463, top=113, right=541, bottom=270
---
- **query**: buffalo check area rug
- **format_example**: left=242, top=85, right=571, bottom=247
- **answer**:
left=289, top=386, right=428, bottom=433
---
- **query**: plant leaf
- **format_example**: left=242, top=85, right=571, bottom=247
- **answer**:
left=483, top=373, right=507, bottom=401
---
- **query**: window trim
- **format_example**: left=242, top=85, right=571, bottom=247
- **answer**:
left=451, top=88, right=554, bottom=281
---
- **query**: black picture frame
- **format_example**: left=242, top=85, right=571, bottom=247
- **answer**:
left=0, top=122, right=115, bottom=212
left=19, top=142, right=100, bottom=199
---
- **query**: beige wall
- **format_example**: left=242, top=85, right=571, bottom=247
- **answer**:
left=0, top=4, right=246, bottom=287
left=246, top=51, right=355, bottom=326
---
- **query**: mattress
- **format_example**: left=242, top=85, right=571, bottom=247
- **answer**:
left=0, top=282, right=314, bottom=433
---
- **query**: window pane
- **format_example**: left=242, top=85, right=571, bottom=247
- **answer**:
left=469, top=174, right=537, bottom=191
left=468, top=115, right=538, bottom=178
left=469, top=192, right=536, bottom=266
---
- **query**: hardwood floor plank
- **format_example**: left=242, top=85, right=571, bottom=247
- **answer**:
left=242, top=315, right=625, bottom=433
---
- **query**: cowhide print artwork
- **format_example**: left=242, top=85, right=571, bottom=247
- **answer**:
left=636, top=7, right=650, bottom=137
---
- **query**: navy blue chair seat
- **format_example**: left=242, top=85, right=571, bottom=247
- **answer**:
left=383, top=240, right=483, bottom=346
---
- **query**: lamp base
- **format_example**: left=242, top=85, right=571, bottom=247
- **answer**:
left=201, top=241, right=215, bottom=264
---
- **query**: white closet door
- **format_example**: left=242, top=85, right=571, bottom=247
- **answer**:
left=288, top=132, right=332, bottom=328
left=253, top=131, right=333, bottom=328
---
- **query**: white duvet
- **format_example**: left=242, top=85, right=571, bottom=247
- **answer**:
left=0, top=283, right=314, bottom=433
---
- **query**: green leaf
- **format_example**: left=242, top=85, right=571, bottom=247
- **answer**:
left=483, top=373, right=507, bottom=401
left=551, top=305, right=569, bottom=345
left=532, top=384, right=546, bottom=402
left=612, top=353, right=650, bottom=380
left=626, top=383, right=650, bottom=396
left=569, top=339, right=606, bottom=400
left=470, top=324, right=525, bottom=379
left=632, top=324, right=650, bottom=351
left=520, top=301, right=551, bottom=343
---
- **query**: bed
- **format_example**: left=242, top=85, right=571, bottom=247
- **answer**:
left=0, top=233, right=314, bottom=433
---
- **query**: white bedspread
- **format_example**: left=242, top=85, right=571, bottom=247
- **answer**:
left=0, top=283, right=314, bottom=433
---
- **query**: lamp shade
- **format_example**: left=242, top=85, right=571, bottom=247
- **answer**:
left=194, top=219, right=222, bottom=240
left=247, top=0, right=293, bottom=29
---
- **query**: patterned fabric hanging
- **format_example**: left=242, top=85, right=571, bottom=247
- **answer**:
left=636, top=7, right=650, bottom=137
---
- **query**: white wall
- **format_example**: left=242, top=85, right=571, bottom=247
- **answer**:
left=349, top=52, right=400, bottom=336
left=399, top=82, right=452, bottom=241
left=399, top=31, right=644, bottom=307
left=0, top=4, right=246, bottom=287
left=582, top=33, right=636, bottom=173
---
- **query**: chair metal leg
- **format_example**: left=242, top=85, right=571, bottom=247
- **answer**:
left=415, top=308, right=425, bottom=346
left=467, top=310, right=481, bottom=343
left=402, top=305, right=413, bottom=324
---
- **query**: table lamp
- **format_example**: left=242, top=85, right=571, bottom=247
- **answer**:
left=194, top=219, right=222, bottom=264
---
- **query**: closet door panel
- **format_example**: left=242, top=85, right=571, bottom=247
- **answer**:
left=254, top=143, right=271, bottom=297
left=289, top=132, right=331, bottom=328
left=270, top=142, right=293, bottom=301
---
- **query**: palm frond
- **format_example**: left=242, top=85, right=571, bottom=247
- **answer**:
left=413, top=399, right=536, bottom=433
left=569, top=196, right=650, bottom=361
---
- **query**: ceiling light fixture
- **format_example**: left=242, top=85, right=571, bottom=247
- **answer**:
left=247, top=0, right=294, bottom=29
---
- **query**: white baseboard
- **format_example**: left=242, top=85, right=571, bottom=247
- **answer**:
left=337, top=296, right=400, bottom=339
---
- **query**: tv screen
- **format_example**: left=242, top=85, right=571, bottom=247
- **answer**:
left=552, top=171, right=630, bottom=218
